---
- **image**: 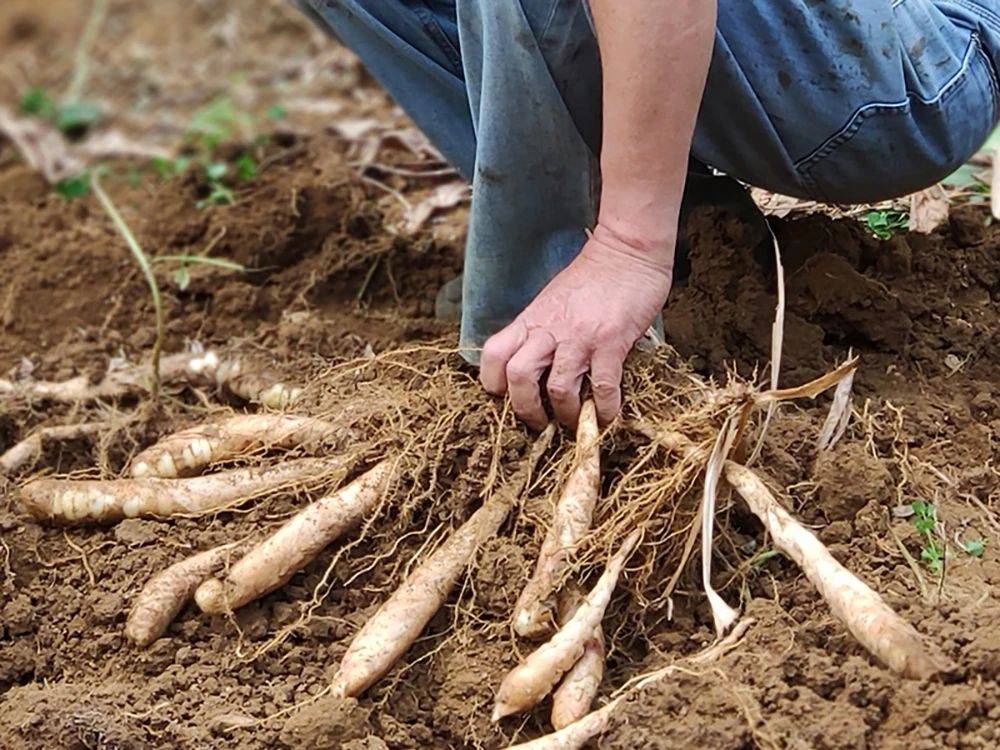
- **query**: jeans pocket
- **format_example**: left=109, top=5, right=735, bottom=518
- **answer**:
left=798, top=31, right=998, bottom=203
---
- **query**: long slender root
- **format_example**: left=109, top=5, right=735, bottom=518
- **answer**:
left=514, top=401, right=601, bottom=639
left=330, top=426, right=555, bottom=699
left=125, top=542, right=242, bottom=647
left=723, top=461, right=945, bottom=679
left=18, top=457, right=344, bottom=524
left=194, top=460, right=393, bottom=614
left=1, top=422, right=110, bottom=476
left=550, top=588, right=604, bottom=730
left=130, top=414, right=342, bottom=478
left=493, top=530, right=639, bottom=721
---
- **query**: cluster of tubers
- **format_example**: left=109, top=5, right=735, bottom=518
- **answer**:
left=5, top=347, right=946, bottom=749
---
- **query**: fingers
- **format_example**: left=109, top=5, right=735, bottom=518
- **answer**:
left=547, top=344, right=589, bottom=427
left=589, top=348, right=625, bottom=426
left=505, top=332, right=557, bottom=430
left=480, top=322, right=528, bottom=395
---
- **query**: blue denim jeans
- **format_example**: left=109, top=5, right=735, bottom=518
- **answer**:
left=298, top=0, right=999, bottom=359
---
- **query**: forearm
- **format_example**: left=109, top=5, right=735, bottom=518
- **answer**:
left=589, top=0, right=717, bottom=262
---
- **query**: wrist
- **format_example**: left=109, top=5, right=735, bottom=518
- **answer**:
left=592, top=212, right=676, bottom=270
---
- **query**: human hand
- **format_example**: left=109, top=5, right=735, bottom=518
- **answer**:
left=479, top=223, right=673, bottom=429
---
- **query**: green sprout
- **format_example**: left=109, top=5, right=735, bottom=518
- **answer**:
left=154, top=254, right=246, bottom=291
left=265, top=103, right=287, bottom=121
left=864, top=209, right=909, bottom=240
left=20, top=86, right=55, bottom=118
left=18, top=85, right=102, bottom=135
left=55, top=172, right=92, bottom=199
left=910, top=500, right=945, bottom=575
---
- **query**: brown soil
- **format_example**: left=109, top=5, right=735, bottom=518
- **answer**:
left=1, top=2, right=998, bottom=749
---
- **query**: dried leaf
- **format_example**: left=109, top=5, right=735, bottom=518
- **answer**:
left=78, top=130, right=173, bottom=161
left=329, top=117, right=381, bottom=141
left=748, top=223, right=785, bottom=464
left=909, top=187, right=950, bottom=233
left=402, top=181, right=469, bottom=234
left=701, top=417, right=740, bottom=637
left=817, top=367, right=855, bottom=451
left=0, top=104, right=82, bottom=182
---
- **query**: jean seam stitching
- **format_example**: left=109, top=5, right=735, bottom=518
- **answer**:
left=952, top=0, right=1000, bottom=33
left=795, top=32, right=983, bottom=172
left=412, top=4, right=463, bottom=74
left=537, top=0, right=561, bottom=41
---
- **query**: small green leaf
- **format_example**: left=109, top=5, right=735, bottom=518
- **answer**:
left=204, top=161, right=228, bottom=181
left=55, top=172, right=91, bottom=199
left=266, top=104, right=287, bottom=121
left=865, top=209, right=908, bottom=240
left=235, top=153, right=257, bottom=181
left=55, top=100, right=102, bottom=133
left=20, top=86, right=54, bottom=117
left=962, top=538, right=985, bottom=558
left=172, top=265, right=191, bottom=291
left=151, top=156, right=188, bottom=179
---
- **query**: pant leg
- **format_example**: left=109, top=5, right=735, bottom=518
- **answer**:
left=300, top=0, right=476, bottom=179
left=455, top=0, right=598, bottom=360
left=697, top=0, right=999, bottom=202
left=299, top=1, right=600, bottom=361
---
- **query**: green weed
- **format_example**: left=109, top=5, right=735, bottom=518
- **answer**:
left=910, top=500, right=945, bottom=575
left=864, top=209, right=909, bottom=240
left=19, top=85, right=101, bottom=136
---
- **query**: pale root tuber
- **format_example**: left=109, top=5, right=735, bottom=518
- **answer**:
left=514, top=401, right=600, bottom=639
left=0, top=350, right=220, bottom=404
left=1, top=422, right=109, bottom=476
left=330, top=426, right=555, bottom=699
left=723, top=461, right=944, bottom=679
left=493, top=530, right=638, bottom=721
left=125, top=543, right=241, bottom=647
left=550, top=588, right=605, bottom=730
left=18, top=457, right=343, bottom=524
left=194, top=460, right=393, bottom=614
left=130, top=414, right=341, bottom=478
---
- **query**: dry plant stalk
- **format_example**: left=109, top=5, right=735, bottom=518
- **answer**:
left=125, top=543, right=241, bottom=647
left=723, top=461, right=944, bottom=679
left=195, top=460, right=393, bottom=614
left=131, top=414, right=341, bottom=478
left=19, top=457, right=343, bottom=524
left=331, top=427, right=555, bottom=699
left=550, top=588, right=604, bottom=730
left=493, top=531, right=639, bottom=721
left=514, top=401, right=601, bottom=638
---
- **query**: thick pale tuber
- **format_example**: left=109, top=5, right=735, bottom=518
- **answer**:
left=493, top=530, right=638, bottom=721
left=125, top=543, right=241, bottom=647
left=18, top=457, right=343, bottom=524
left=195, top=460, right=393, bottom=614
left=514, top=400, right=600, bottom=639
left=330, top=426, right=555, bottom=699
left=723, top=461, right=944, bottom=679
left=130, top=414, right=341, bottom=478
left=550, top=589, right=605, bottom=730
left=1, top=422, right=109, bottom=476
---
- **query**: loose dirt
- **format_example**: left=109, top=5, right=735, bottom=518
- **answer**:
left=1, top=2, right=998, bottom=749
